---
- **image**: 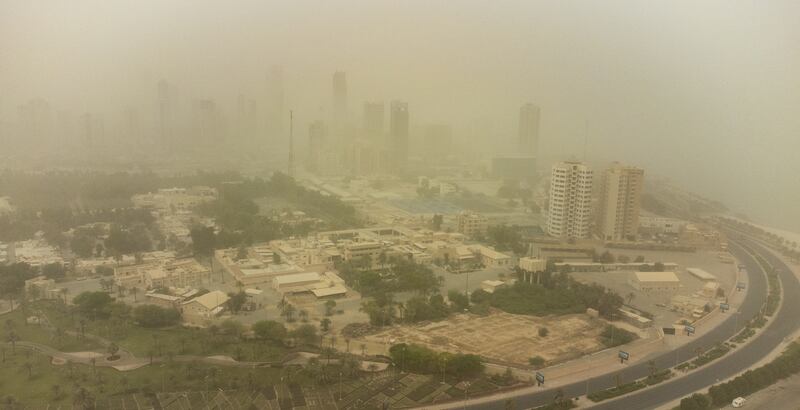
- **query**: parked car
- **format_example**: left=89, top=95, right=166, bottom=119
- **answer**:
left=732, top=397, right=746, bottom=408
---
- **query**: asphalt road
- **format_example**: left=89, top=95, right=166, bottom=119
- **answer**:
left=459, top=238, right=799, bottom=410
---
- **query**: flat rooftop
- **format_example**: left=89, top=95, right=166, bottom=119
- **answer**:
left=633, top=271, right=680, bottom=282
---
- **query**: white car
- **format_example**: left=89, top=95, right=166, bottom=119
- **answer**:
left=732, top=397, right=746, bottom=408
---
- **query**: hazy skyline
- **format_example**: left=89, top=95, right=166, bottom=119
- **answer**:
left=2, top=0, right=799, bottom=230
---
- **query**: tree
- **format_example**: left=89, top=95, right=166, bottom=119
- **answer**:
left=528, top=356, right=545, bottom=368
left=132, top=305, right=181, bottom=328
left=432, top=214, right=444, bottom=231
left=634, top=255, right=645, bottom=263
left=538, top=327, right=549, bottom=337
left=281, top=303, right=297, bottom=322
left=220, top=319, right=245, bottom=339
left=73, top=291, right=114, bottom=320
left=252, top=320, right=287, bottom=342
left=190, top=226, right=216, bottom=256
left=299, top=309, right=309, bottom=322
left=107, top=342, right=120, bottom=360
left=70, top=235, right=94, bottom=258
left=324, top=299, right=337, bottom=316
left=42, top=263, right=67, bottom=280
left=448, top=290, right=469, bottom=312
left=227, top=291, right=248, bottom=314
left=6, top=331, right=18, bottom=353
left=320, top=318, right=331, bottom=332
left=291, top=324, right=319, bottom=345
left=626, top=292, right=636, bottom=305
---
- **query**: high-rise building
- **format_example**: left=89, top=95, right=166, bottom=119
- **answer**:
left=194, top=99, right=222, bottom=148
left=307, top=120, right=327, bottom=173
left=519, top=103, right=540, bottom=156
left=598, top=163, right=644, bottom=241
left=546, top=161, right=593, bottom=239
left=333, top=71, right=347, bottom=126
left=424, top=124, right=452, bottom=159
left=363, top=102, right=384, bottom=137
left=389, top=100, right=409, bottom=169
left=237, top=94, right=258, bottom=147
left=157, top=80, right=172, bottom=150
left=265, top=66, right=284, bottom=139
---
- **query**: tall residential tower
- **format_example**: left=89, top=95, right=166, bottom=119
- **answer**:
left=519, top=103, right=540, bottom=156
left=598, top=163, right=644, bottom=241
left=546, top=161, right=593, bottom=239
left=389, top=100, right=409, bottom=170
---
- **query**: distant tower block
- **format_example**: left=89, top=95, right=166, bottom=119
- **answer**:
left=288, top=110, right=295, bottom=178
left=518, top=103, right=540, bottom=156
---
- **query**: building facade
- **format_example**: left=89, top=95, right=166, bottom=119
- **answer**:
left=546, top=161, right=593, bottom=239
left=456, top=211, right=488, bottom=238
left=518, top=103, right=540, bottom=156
left=598, top=163, right=644, bottom=241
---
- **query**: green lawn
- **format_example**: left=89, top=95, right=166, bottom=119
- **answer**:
left=0, top=348, right=285, bottom=407
left=1, top=307, right=101, bottom=352
left=33, top=300, right=287, bottom=362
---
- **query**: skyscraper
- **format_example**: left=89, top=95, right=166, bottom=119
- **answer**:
left=307, top=120, right=327, bottom=173
left=265, top=66, right=284, bottom=139
left=333, top=71, right=347, bottom=127
left=363, top=102, right=384, bottom=138
left=157, top=80, right=172, bottom=150
left=546, top=161, right=593, bottom=239
left=389, top=101, right=409, bottom=170
left=598, top=163, right=644, bottom=241
left=519, top=103, right=540, bottom=156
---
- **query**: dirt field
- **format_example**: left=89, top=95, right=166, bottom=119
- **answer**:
left=361, top=310, right=607, bottom=366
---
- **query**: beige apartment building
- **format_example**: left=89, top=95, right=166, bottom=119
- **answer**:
left=598, top=163, right=644, bottom=241
left=456, top=211, right=488, bottom=238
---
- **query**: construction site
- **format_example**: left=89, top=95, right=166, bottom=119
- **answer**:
left=360, top=310, right=620, bottom=366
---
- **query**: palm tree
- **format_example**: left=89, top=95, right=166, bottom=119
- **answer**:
left=6, top=331, right=19, bottom=353
left=72, top=386, right=93, bottom=410
left=130, top=287, right=138, bottom=302
left=22, top=361, right=33, bottom=379
left=51, top=384, right=62, bottom=401
left=60, top=288, right=69, bottom=305
left=626, top=292, right=635, bottom=305
left=299, top=309, right=309, bottom=322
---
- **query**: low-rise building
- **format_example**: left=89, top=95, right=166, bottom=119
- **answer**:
left=628, top=271, right=681, bottom=294
left=687, top=267, right=717, bottom=282
left=24, top=276, right=55, bottom=300
left=456, top=211, right=488, bottom=238
left=182, top=290, right=229, bottom=322
left=11, top=239, right=65, bottom=268
left=114, top=257, right=209, bottom=289
left=145, top=292, right=183, bottom=308
left=481, top=280, right=506, bottom=294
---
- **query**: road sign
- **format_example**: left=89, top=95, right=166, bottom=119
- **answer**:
left=686, top=325, right=695, bottom=335
left=737, top=282, right=746, bottom=291
left=536, top=372, right=545, bottom=386
left=720, top=303, right=730, bottom=312
left=663, top=327, right=676, bottom=335
left=618, top=351, right=630, bottom=363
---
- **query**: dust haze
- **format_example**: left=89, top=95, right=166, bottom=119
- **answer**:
left=1, top=0, right=799, bottom=230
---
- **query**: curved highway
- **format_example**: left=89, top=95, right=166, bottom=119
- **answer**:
left=456, top=238, right=799, bottom=410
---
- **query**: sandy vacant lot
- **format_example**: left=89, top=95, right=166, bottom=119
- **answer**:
left=362, top=310, right=608, bottom=366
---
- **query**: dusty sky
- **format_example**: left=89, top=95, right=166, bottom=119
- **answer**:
left=1, top=0, right=799, bottom=230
